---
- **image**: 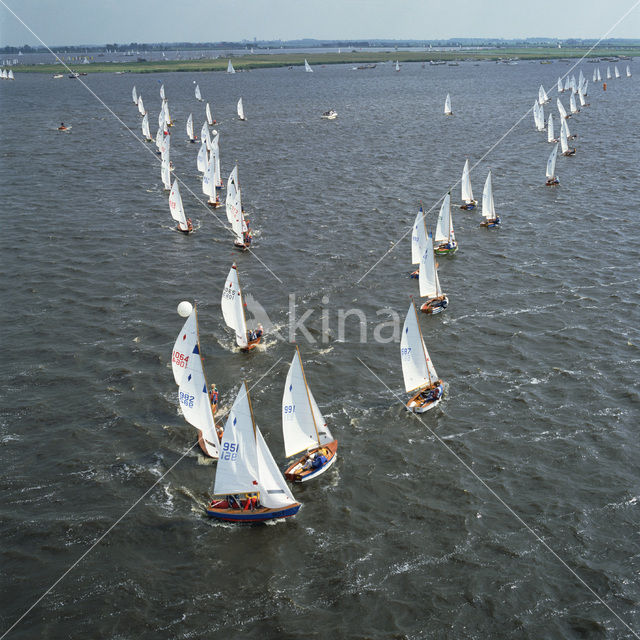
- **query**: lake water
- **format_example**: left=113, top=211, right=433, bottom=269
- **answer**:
left=1, top=60, right=639, bottom=639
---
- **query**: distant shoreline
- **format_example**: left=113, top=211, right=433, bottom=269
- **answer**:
left=13, top=48, right=637, bottom=73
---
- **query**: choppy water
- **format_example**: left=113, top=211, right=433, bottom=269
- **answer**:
left=1, top=60, right=639, bottom=639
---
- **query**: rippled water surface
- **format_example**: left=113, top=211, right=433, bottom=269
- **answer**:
left=1, top=61, right=639, bottom=639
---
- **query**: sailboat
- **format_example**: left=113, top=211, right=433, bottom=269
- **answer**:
left=547, top=112, right=557, bottom=143
left=569, top=92, right=579, bottom=114
left=172, top=304, right=220, bottom=458
left=161, top=157, right=172, bottom=190
left=626, top=65, right=631, bottom=78
left=545, top=143, right=559, bottom=186
left=433, top=191, right=457, bottom=255
left=614, top=65, right=620, bottom=79
left=557, top=77, right=564, bottom=93
left=227, top=60, right=236, bottom=74
left=564, top=76, right=571, bottom=91
left=163, top=100, right=173, bottom=127
left=194, top=83, right=203, bottom=101
left=419, top=233, right=448, bottom=314
left=410, top=203, right=428, bottom=278
left=211, top=132, right=223, bottom=188
left=578, top=88, right=588, bottom=108
left=226, top=165, right=252, bottom=249
left=304, top=59, right=313, bottom=73
left=460, top=159, right=477, bottom=209
left=206, top=382, right=301, bottom=523
left=221, top=263, right=262, bottom=351
left=237, top=97, right=246, bottom=121
left=592, top=69, right=597, bottom=83
left=557, top=97, right=569, bottom=120
left=596, top=68, right=601, bottom=82
left=141, top=113, right=153, bottom=142
left=137, top=95, right=146, bottom=116
left=401, top=302, right=444, bottom=412
left=169, top=179, right=193, bottom=233
left=444, top=93, right=453, bottom=115
left=159, top=83, right=165, bottom=100
left=533, top=101, right=545, bottom=132
left=480, top=170, right=500, bottom=227
left=395, top=60, right=400, bottom=72
left=132, top=85, right=137, bottom=104
left=206, top=102, right=214, bottom=126
left=606, top=66, right=611, bottom=80
left=186, top=113, right=196, bottom=142
left=560, top=120, right=576, bottom=156
left=282, top=346, right=338, bottom=482
left=202, top=148, right=220, bottom=207
left=7, top=69, right=14, bottom=80
left=538, top=85, right=549, bottom=105
left=197, top=140, right=208, bottom=173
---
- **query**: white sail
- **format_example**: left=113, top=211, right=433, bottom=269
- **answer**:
left=533, top=102, right=545, bottom=131
left=186, top=113, right=194, bottom=140
left=255, top=426, right=297, bottom=508
left=206, top=102, right=213, bottom=125
left=592, top=69, right=597, bottom=82
left=163, top=100, right=172, bottom=126
left=538, top=85, right=548, bottom=105
left=444, top=93, right=452, bottom=115
left=227, top=60, right=235, bottom=74
left=560, top=119, right=569, bottom=154
left=569, top=92, right=578, bottom=114
left=564, top=117, right=573, bottom=140
left=597, top=68, right=601, bottom=81
left=419, top=235, right=442, bottom=299
left=461, top=159, right=474, bottom=204
left=626, top=65, right=631, bottom=78
left=8, top=69, right=13, bottom=80
left=200, top=122, right=211, bottom=151
left=304, top=59, right=313, bottom=73
left=155, top=125, right=163, bottom=151
left=411, top=205, right=428, bottom=265
left=564, top=76, right=570, bottom=90
left=606, top=66, right=611, bottom=79
left=434, top=192, right=453, bottom=244
left=197, top=141, right=208, bottom=173
left=213, top=383, right=259, bottom=497
left=557, top=98, right=567, bottom=120
left=211, top=133, right=222, bottom=187
left=481, top=171, right=495, bottom=220
left=395, top=60, right=400, bottom=72
left=195, top=83, right=202, bottom=101
left=546, top=143, right=558, bottom=180
left=169, top=179, right=188, bottom=230
left=614, top=65, right=620, bottom=79
left=159, top=83, right=165, bottom=100
left=158, top=108, right=165, bottom=130
left=202, top=150, right=217, bottom=202
left=226, top=165, right=240, bottom=225
left=137, top=95, right=145, bottom=115
left=221, top=264, right=248, bottom=348
left=161, top=157, right=171, bottom=190
left=141, top=113, right=152, bottom=140
left=557, top=77, right=563, bottom=92
left=547, top=112, right=555, bottom=142
left=132, top=85, right=137, bottom=104
left=401, top=303, right=437, bottom=394
left=237, top=97, right=245, bottom=121
left=282, top=348, right=332, bottom=458
left=578, top=89, right=586, bottom=107
left=160, top=129, right=171, bottom=161
left=172, top=307, right=198, bottom=384
left=178, top=341, right=219, bottom=459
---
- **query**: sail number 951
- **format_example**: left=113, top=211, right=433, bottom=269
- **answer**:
left=221, top=442, right=238, bottom=461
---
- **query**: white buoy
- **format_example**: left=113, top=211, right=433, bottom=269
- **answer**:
left=177, top=301, right=193, bottom=317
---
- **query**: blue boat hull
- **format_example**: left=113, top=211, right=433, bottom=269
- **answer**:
left=206, top=503, right=301, bottom=522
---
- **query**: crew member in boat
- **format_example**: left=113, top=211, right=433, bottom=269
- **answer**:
left=302, top=449, right=328, bottom=471
left=460, top=201, right=476, bottom=210
left=247, top=324, right=263, bottom=343
left=58, top=122, right=67, bottom=131
left=209, top=384, right=218, bottom=413
left=185, top=218, right=193, bottom=232
left=419, top=380, right=444, bottom=404
left=437, top=240, right=457, bottom=252
left=421, top=296, right=448, bottom=313
left=545, top=177, right=559, bottom=186
left=409, top=269, right=419, bottom=279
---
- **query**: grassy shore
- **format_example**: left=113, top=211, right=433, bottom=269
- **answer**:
left=15, top=48, right=639, bottom=74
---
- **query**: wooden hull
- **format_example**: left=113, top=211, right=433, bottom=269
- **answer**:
left=284, top=440, right=338, bottom=483
left=480, top=217, right=500, bottom=228
left=206, top=502, right=301, bottom=522
left=460, top=202, right=476, bottom=210
left=434, top=244, right=458, bottom=256
left=241, top=336, right=262, bottom=352
left=406, top=389, right=442, bottom=413
left=420, top=296, right=448, bottom=315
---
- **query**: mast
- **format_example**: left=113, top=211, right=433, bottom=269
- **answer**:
left=412, top=300, right=432, bottom=388
left=447, top=191, right=453, bottom=243
left=296, top=345, right=321, bottom=445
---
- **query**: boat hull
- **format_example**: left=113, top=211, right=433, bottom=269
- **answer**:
left=434, top=244, right=458, bottom=256
left=241, top=336, right=262, bottom=351
left=480, top=217, right=500, bottom=228
left=460, top=202, right=476, bottom=210
left=206, top=503, right=301, bottom=522
left=420, top=296, right=448, bottom=315
left=406, top=389, right=442, bottom=413
left=284, top=440, right=338, bottom=483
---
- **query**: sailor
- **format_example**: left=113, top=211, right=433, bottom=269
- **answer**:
left=209, top=384, right=218, bottom=412
left=186, top=218, right=193, bottom=232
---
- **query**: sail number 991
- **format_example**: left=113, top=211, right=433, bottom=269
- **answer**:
left=283, top=404, right=296, bottom=419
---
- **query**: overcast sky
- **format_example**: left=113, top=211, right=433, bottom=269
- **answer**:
left=1, top=0, right=639, bottom=47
